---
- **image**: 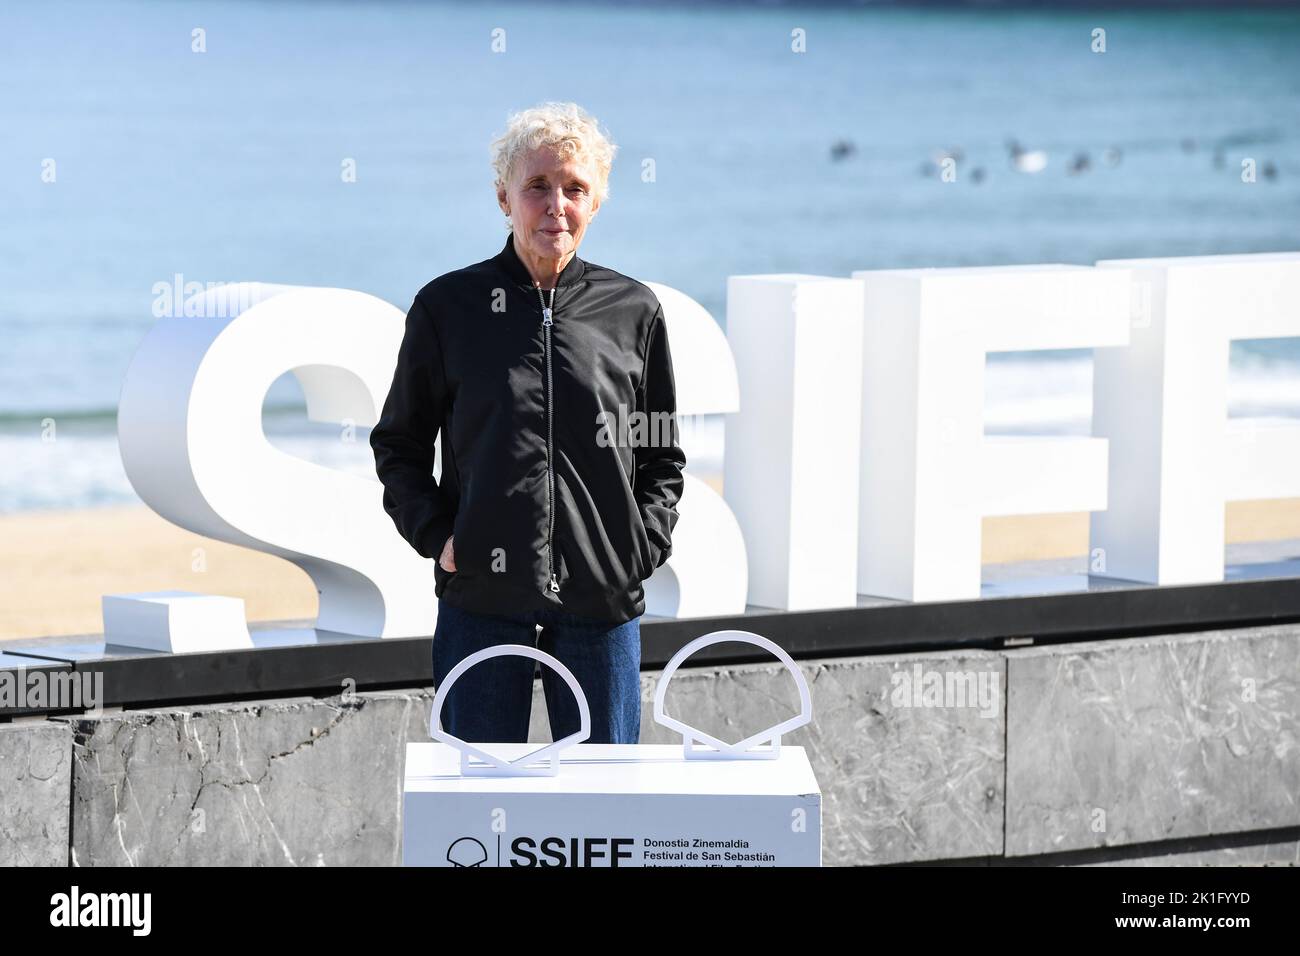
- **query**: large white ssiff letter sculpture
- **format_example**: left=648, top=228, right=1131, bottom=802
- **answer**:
left=724, top=275, right=866, bottom=611
left=117, top=283, right=436, bottom=639
left=853, top=265, right=1132, bottom=603
left=1092, top=252, right=1300, bottom=585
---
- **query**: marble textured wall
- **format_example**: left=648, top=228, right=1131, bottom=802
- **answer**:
left=0, top=720, right=71, bottom=867
left=61, top=691, right=431, bottom=866
left=1004, top=624, right=1300, bottom=857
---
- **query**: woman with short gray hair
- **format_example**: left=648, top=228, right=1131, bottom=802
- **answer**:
left=371, top=101, right=685, bottom=746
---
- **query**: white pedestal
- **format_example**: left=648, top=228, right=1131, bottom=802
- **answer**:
left=101, top=590, right=253, bottom=653
left=402, top=742, right=822, bottom=867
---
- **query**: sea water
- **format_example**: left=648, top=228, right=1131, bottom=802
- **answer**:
left=2, top=1, right=1297, bottom=511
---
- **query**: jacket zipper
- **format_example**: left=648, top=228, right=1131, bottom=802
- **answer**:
left=535, top=283, right=561, bottom=594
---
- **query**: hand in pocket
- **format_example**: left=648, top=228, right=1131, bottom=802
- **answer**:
left=438, top=535, right=456, bottom=573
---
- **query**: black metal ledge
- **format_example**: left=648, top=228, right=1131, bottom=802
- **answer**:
left=3, top=541, right=1300, bottom=717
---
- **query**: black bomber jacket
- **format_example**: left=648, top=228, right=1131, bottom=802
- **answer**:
left=369, top=233, right=687, bottom=624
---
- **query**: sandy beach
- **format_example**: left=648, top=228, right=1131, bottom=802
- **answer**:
left=2, top=483, right=1296, bottom=643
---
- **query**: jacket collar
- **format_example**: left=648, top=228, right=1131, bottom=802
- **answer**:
left=495, top=231, right=587, bottom=290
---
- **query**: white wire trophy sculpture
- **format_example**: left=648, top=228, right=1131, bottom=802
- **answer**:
left=429, top=644, right=591, bottom=777
left=653, top=629, right=813, bottom=759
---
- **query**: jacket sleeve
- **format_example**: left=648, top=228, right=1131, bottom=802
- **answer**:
left=634, top=304, right=687, bottom=569
left=369, top=293, right=456, bottom=561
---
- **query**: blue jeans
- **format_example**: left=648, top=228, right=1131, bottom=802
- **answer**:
left=431, top=601, right=642, bottom=744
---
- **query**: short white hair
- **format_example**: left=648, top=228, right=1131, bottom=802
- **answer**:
left=490, top=102, right=617, bottom=212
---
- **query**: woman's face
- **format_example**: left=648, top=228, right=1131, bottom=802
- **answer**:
left=498, top=145, right=600, bottom=266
